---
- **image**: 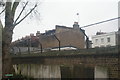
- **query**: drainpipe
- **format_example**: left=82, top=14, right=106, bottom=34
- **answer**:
left=37, top=37, right=43, bottom=53
left=86, top=37, right=89, bottom=49
left=16, top=46, right=21, bottom=55
left=80, top=28, right=89, bottom=49
left=39, top=42, right=42, bottom=53
left=28, top=38, right=30, bottom=54
left=54, top=35, right=60, bottom=51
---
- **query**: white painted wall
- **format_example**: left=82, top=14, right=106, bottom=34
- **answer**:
left=92, top=32, right=117, bottom=48
left=94, top=66, right=108, bottom=79
left=13, top=64, right=61, bottom=78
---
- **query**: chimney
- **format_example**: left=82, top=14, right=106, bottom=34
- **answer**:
left=30, top=33, right=34, bottom=37
left=73, top=22, right=79, bottom=29
left=36, top=31, right=40, bottom=37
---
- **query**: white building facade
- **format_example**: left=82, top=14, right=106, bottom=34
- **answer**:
left=92, top=32, right=118, bottom=48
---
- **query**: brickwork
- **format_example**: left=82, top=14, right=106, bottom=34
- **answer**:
left=39, top=25, right=85, bottom=49
left=12, top=46, right=119, bottom=79
left=12, top=55, right=119, bottom=78
left=39, top=35, right=58, bottom=48
left=42, top=57, right=119, bottom=78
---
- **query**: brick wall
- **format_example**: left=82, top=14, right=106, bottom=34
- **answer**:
left=39, top=35, right=58, bottom=49
left=39, top=26, right=85, bottom=49
left=42, top=56, right=119, bottom=78
left=12, top=46, right=119, bottom=78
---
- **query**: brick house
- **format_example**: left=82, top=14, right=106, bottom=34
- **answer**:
left=39, top=22, right=86, bottom=49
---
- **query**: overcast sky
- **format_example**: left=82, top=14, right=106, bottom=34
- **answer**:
left=12, top=0, right=120, bottom=41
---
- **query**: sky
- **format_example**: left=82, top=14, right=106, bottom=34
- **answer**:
left=6, top=0, right=120, bottom=41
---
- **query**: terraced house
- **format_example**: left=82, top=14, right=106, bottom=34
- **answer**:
left=11, top=22, right=87, bottom=53
left=38, top=22, right=86, bottom=49
left=92, top=31, right=119, bottom=48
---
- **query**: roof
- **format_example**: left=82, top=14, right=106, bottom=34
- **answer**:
left=92, top=31, right=118, bottom=38
left=41, top=29, right=56, bottom=35
left=51, top=46, right=78, bottom=49
left=56, top=25, right=73, bottom=29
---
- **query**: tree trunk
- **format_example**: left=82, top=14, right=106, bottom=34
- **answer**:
left=0, top=20, right=2, bottom=79
left=2, top=1, right=16, bottom=78
left=1, top=1, right=36, bottom=78
left=2, top=26, right=15, bottom=78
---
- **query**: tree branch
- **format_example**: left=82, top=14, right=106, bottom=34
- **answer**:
left=0, top=0, right=5, bottom=7
left=0, top=8, right=5, bottom=15
left=14, top=1, right=28, bottom=24
left=14, top=4, right=37, bottom=26
left=11, top=0, right=20, bottom=19
left=5, top=1, right=12, bottom=27
left=0, top=19, right=3, bottom=29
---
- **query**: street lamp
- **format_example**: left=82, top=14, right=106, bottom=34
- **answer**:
left=27, top=38, right=31, bottom=54
left=54, top=35, right=60, bottom=51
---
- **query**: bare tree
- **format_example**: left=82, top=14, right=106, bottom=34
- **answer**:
left=1, top=0, right=40, bottom=78
left=0, top=19, right=2, bottom=80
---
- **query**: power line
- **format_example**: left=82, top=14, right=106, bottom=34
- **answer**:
left=80, top=17, right=120, bottom=28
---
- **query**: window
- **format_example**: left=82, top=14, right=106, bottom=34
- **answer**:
left=101, top=38, right=104, bottom=43
left=95, top=39, right=98, bottom=44
left=107, top=37, right=110, bottom=42
left=106, top=45, right=111, bottom=47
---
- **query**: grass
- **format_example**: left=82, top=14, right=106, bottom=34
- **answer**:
left=3, top=74, right=35, bottom=80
